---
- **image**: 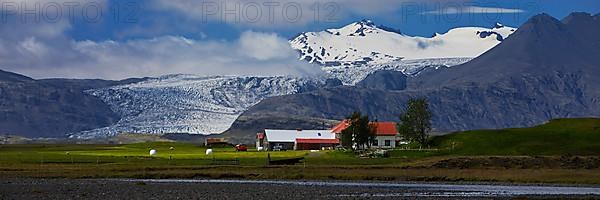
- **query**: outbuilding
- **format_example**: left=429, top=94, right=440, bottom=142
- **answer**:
left=257, top=129, right=339, bottom=151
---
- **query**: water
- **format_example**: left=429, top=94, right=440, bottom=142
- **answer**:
left=120, top=179, right=600, bottom=197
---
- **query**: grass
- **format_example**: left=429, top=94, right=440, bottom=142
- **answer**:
left=431, top=118, right=600, bottom=156
left=1, top=118, right=600, bottom=184
left=0, top=142, right=312, bottom=166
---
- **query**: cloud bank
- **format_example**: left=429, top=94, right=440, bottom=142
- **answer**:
left=150, top=0, right=423, bottom=27
left=0, top=30, right=321, bottom=80
left=0, top=1, right=321, bottom=80
left=422, top=6, right=525, bottom=15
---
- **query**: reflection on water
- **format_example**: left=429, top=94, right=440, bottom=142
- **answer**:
left=122, top=179, right=600, bottom=197
left=334, top=192, right=503, bottom=197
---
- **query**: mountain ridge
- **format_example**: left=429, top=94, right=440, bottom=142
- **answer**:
left=0, top=69, right=34, bottom=82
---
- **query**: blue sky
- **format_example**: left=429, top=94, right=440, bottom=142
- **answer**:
left=0, top=0, right=598, bottom=79
left=67, top=0, right=600, bottom=41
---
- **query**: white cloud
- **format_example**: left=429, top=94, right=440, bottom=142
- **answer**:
left=0, top=0, right=103, bottom=40
left=150, top=0, right=418, bottom=27
left=0, top=0, right=323, bottom=80
left=0, top=0, right=108, bottom=16
left=17, top=37, right=48, bottom=57
left=0, top=31, right=322, bottom=80
left=238, top=31, right=295, bottom=61
left=422, top=6, right=525, bottom=15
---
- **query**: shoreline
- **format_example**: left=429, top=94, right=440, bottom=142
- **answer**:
left=117, top=178, right=600, bottom=189
left=7, top=177, right=600, bottom=188
left=3, top=178, right=600, bottom=199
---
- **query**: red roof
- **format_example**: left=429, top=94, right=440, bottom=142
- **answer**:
left=331, top=120, right=350, bottom=133
left=372, top=122, right=398, bottom=136
left=296, top=138, right=340, bottom=144
left=331, top=121, right=397, bottom=136
left=256, top=133, right=265, bottom=139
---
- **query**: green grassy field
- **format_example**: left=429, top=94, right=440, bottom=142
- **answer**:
left=1, top=118, right=600, bottom=184
left=432, top=118, right=600, bottom=155
left=0, top=142, right=310, bottom=166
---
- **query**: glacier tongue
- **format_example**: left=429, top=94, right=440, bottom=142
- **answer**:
left=71, top=75, right=333, bottom=139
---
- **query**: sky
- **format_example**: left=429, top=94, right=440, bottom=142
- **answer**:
left=0, top=0, right=598, bottom=79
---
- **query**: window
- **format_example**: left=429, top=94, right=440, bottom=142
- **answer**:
left=372, top=139, right=378, bottom=146
left=384, top=140, right=391, bottom=146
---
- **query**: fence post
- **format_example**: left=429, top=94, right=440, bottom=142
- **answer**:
left=40, top=154, right=44, bottom=178
left=96, top=156, right=100, bottom=178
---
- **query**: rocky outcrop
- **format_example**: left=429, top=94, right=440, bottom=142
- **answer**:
left=356, top=71, right=407, bottom=91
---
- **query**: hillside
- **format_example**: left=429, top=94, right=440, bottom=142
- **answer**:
left=432, top=118, right=600, bottom=155
left=0, top=70, right=145, bottom=138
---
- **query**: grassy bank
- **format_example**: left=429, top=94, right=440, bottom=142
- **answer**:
left=432, top=118, right=600, bottom=155
left=1, top=118, right=600, bottom=184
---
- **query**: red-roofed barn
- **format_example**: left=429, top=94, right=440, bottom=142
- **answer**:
left=256, top=129, right=339, bottom=151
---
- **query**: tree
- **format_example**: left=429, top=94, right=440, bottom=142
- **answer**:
left=397, top=98, right=432, bottom=145
left=341, top=112, right=377, bottom=150
left=340, top=124, right=354, bottom=149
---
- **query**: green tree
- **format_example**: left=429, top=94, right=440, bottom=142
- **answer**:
left=340, top=125, right=354, bottom=149
left=397, top=98, right=432, bottom=145
left=342, top=112, right=377, bottom=150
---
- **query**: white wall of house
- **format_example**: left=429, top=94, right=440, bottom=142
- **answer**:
left=256, top=140, right=264, bottom=151
left=371, top=136, right=396, bottom=149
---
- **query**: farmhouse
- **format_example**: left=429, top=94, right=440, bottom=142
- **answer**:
left=331, top=121, right=399, bottom=149
left=256, top=129, right=339, bottom=151
left=256, top=121, right=399, bottom=151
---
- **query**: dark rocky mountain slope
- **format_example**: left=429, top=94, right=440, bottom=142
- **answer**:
left=356, top=71, right=407, bottom=91
left=0, top=70, right=145, bottom=138
left=414, top=13, right=600, bottom=88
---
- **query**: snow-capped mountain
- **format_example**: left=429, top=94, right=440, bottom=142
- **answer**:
left=233, top=13, right=600, bottom=143
left=71, top=75, right=340, bottom=138
left=290, top=19, right=515, bottom=66
left=72, top=21, right=517, bottom=138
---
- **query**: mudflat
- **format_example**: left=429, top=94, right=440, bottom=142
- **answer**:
left=2, top=179, right=600, bottom=200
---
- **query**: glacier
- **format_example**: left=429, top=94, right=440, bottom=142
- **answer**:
left=72, top=75, right=336, bottom=138
left=70, top=20, right=515, bottom=139
left=325, top=57, right=471, bottom=85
